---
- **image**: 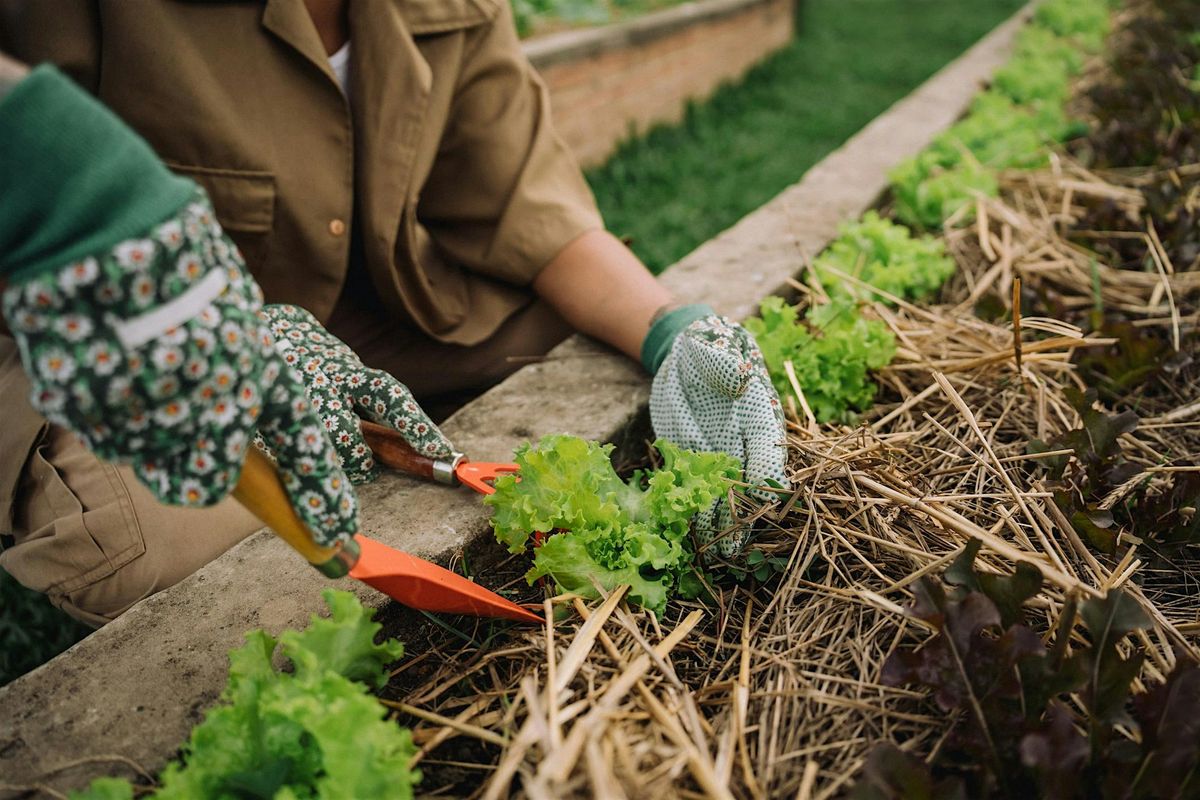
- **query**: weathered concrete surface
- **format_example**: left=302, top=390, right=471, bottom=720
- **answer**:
left=0, top=5, right=1031, bottom=795
left=523, top=0, right=784, bottom=69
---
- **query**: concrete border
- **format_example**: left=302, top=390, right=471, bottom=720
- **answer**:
left=0, top=5, right=1032, bottom=795
left=522, top=0, right=786, bottom=70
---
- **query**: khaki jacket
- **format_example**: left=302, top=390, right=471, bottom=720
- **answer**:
left=0, top=0, right=603, bottom=530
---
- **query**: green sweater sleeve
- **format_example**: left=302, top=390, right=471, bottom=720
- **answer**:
left=640, top=303, right=715, bottom=374
left=0, top=65, right=195, bottom=282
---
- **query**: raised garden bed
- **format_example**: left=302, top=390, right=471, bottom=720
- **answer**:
left=385, top=2, right=1200, bottom=794
left=0, top=5, right=1044, bottom=797
left=525, top=0, right=796, bottom=167
left=368, top=4, right=1200, bottom=795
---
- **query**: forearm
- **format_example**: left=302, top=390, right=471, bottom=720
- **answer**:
left=532, top=229, right=674, bottom=363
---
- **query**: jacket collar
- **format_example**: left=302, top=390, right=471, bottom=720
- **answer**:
left=254, top=0, right=500, bottom=81
left=261, top=0, right=336, bottom=84
left=171, top=0, right=501, bottom=26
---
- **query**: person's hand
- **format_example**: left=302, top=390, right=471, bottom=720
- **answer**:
left=259, top=304, right=455, bottom=484
left=643, top=305, right=790, bottom=558
left=1, top=65, right=359, bottom=544
left=2, top=191, right=359, bottom=546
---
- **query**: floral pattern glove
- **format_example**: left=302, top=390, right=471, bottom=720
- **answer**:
left=649, top=314, right=790, bottom=558
left=259, top=304, right=455, bottom=484
left=1, top=191, right=358, bottom=546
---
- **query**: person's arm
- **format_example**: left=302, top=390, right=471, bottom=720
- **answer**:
left=0, top=62, right=364, bottom=550
left=0, top=63, right=194, bottom=282
left=531, top=229, right=673, bottom=362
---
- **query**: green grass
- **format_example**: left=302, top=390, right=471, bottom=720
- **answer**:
left=587, top=0, right=1029, bottom=273
left=0, top=565, right=90, bottom=686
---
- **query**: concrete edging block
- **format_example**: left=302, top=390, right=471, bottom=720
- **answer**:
left=522, top=0, right=787, bottom=69
left=0, top=5, right=1032, bottom=794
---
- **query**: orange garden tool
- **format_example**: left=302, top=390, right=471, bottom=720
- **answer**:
left=359, top=420, right=519, bottom=496
left=360, top=422, right=550, bottom=546
left=232, top=446, right=541, bottom=625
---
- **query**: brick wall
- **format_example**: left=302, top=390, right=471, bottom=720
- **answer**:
left=524, top=0, right=796, bottom=168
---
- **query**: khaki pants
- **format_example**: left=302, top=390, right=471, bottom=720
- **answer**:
left=1, top=296, right=571, bottom=626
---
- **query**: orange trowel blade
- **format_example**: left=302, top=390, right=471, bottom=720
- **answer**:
left=349, top=534, right=542, bottom=625
left=455, top=461, right=519, bottom=495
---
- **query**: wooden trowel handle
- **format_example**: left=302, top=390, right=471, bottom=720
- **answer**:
left=233, top=447, right=359, bottom=577
left=359, top=420, right=461, bottom=485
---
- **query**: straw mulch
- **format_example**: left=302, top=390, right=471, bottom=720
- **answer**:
left=387, top=155, right=1200, bottom=798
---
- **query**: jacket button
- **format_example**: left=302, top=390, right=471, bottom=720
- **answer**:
left=328, top=219, right=346, bottom=237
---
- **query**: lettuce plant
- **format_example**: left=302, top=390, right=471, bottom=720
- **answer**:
left=888, top=0, right=1110, bottom=230
left=1034, top=0, right=1114, bottom=52
left=486, top=435, right=738, bottom=615
left=854, top=541, right=1200, bottom=800
left=70, top=591, right=417, bottom=800
left=745, top=297, right=896, bottom=423
left=813, top=211, right=956, bottom=304
left=890, top=155, right=999, bottom=229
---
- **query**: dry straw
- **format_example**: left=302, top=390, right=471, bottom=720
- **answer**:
left=385, top=160, right=1199, bottom=798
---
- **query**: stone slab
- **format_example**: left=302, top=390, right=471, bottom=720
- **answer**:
left=0, top=5, right=1031, bottom=795
left=523, top=0, right=785, bottom=70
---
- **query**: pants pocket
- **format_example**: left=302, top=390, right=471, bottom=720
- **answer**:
left=2, top=427, right=146, bottom=597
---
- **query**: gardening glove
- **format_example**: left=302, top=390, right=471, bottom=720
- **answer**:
left=643, top=304, right=790, bottom=558
left=0, top=67, right=358, bottom=545
left=259, top=303, right=455, bottom=484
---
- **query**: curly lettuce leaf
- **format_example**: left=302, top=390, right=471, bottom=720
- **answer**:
left=527, top=523, right=678, bottom=614
left=280, top=589, right=403, bottom=689
left=486, top=435, right=629, bottom=552
left=1034, top=0, right=1112, bottom=52
left=813, top=211, right=956, bottom=304
left=890, top=153, right=999, bottom=229
left=642, top=440, right=740, bottom=536
left=487, top=436, right=738, bottom=615
left=76, top=591, right=418, bottom=800
left=747, top=296, right=896, bottom=422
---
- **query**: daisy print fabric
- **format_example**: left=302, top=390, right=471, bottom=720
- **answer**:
left=260, top=304, right=455, bottom=484
left=2, top=190, right=358, bottom=546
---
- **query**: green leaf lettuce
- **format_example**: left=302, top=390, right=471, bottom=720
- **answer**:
left=486, top=436, right=738, bottom=615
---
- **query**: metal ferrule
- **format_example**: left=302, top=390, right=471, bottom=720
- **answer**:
left=432, top=452, right=466, bottom=485
left=314, top=537, right=362, bottom=578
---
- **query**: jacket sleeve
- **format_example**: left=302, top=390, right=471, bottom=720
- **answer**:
left=0, top=65, right=195, bottom=282
left=416, top=8, right=605, bottom=286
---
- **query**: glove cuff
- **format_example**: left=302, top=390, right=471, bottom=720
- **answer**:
left=0, top=65, right=195, bottom=282
left=640, top=303, right=714, bottom=374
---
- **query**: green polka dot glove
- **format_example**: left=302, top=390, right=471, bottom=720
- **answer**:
left=259, top=304, right=455, bottom=484
left=1, top=191, right=359, bottom=546
left=642, top=305, right=790, bottom=558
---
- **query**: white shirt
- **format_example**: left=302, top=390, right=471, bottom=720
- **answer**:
left=329, top=41, right=351, bottom=99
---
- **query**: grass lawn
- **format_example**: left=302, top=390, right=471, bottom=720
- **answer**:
left=587, top=0, right=1029, bottom=273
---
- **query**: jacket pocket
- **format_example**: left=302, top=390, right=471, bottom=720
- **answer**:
left=164, top=163, right=276, bottom=270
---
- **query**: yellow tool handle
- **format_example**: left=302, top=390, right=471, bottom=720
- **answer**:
left=232, top=446, right=359, bottom=577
